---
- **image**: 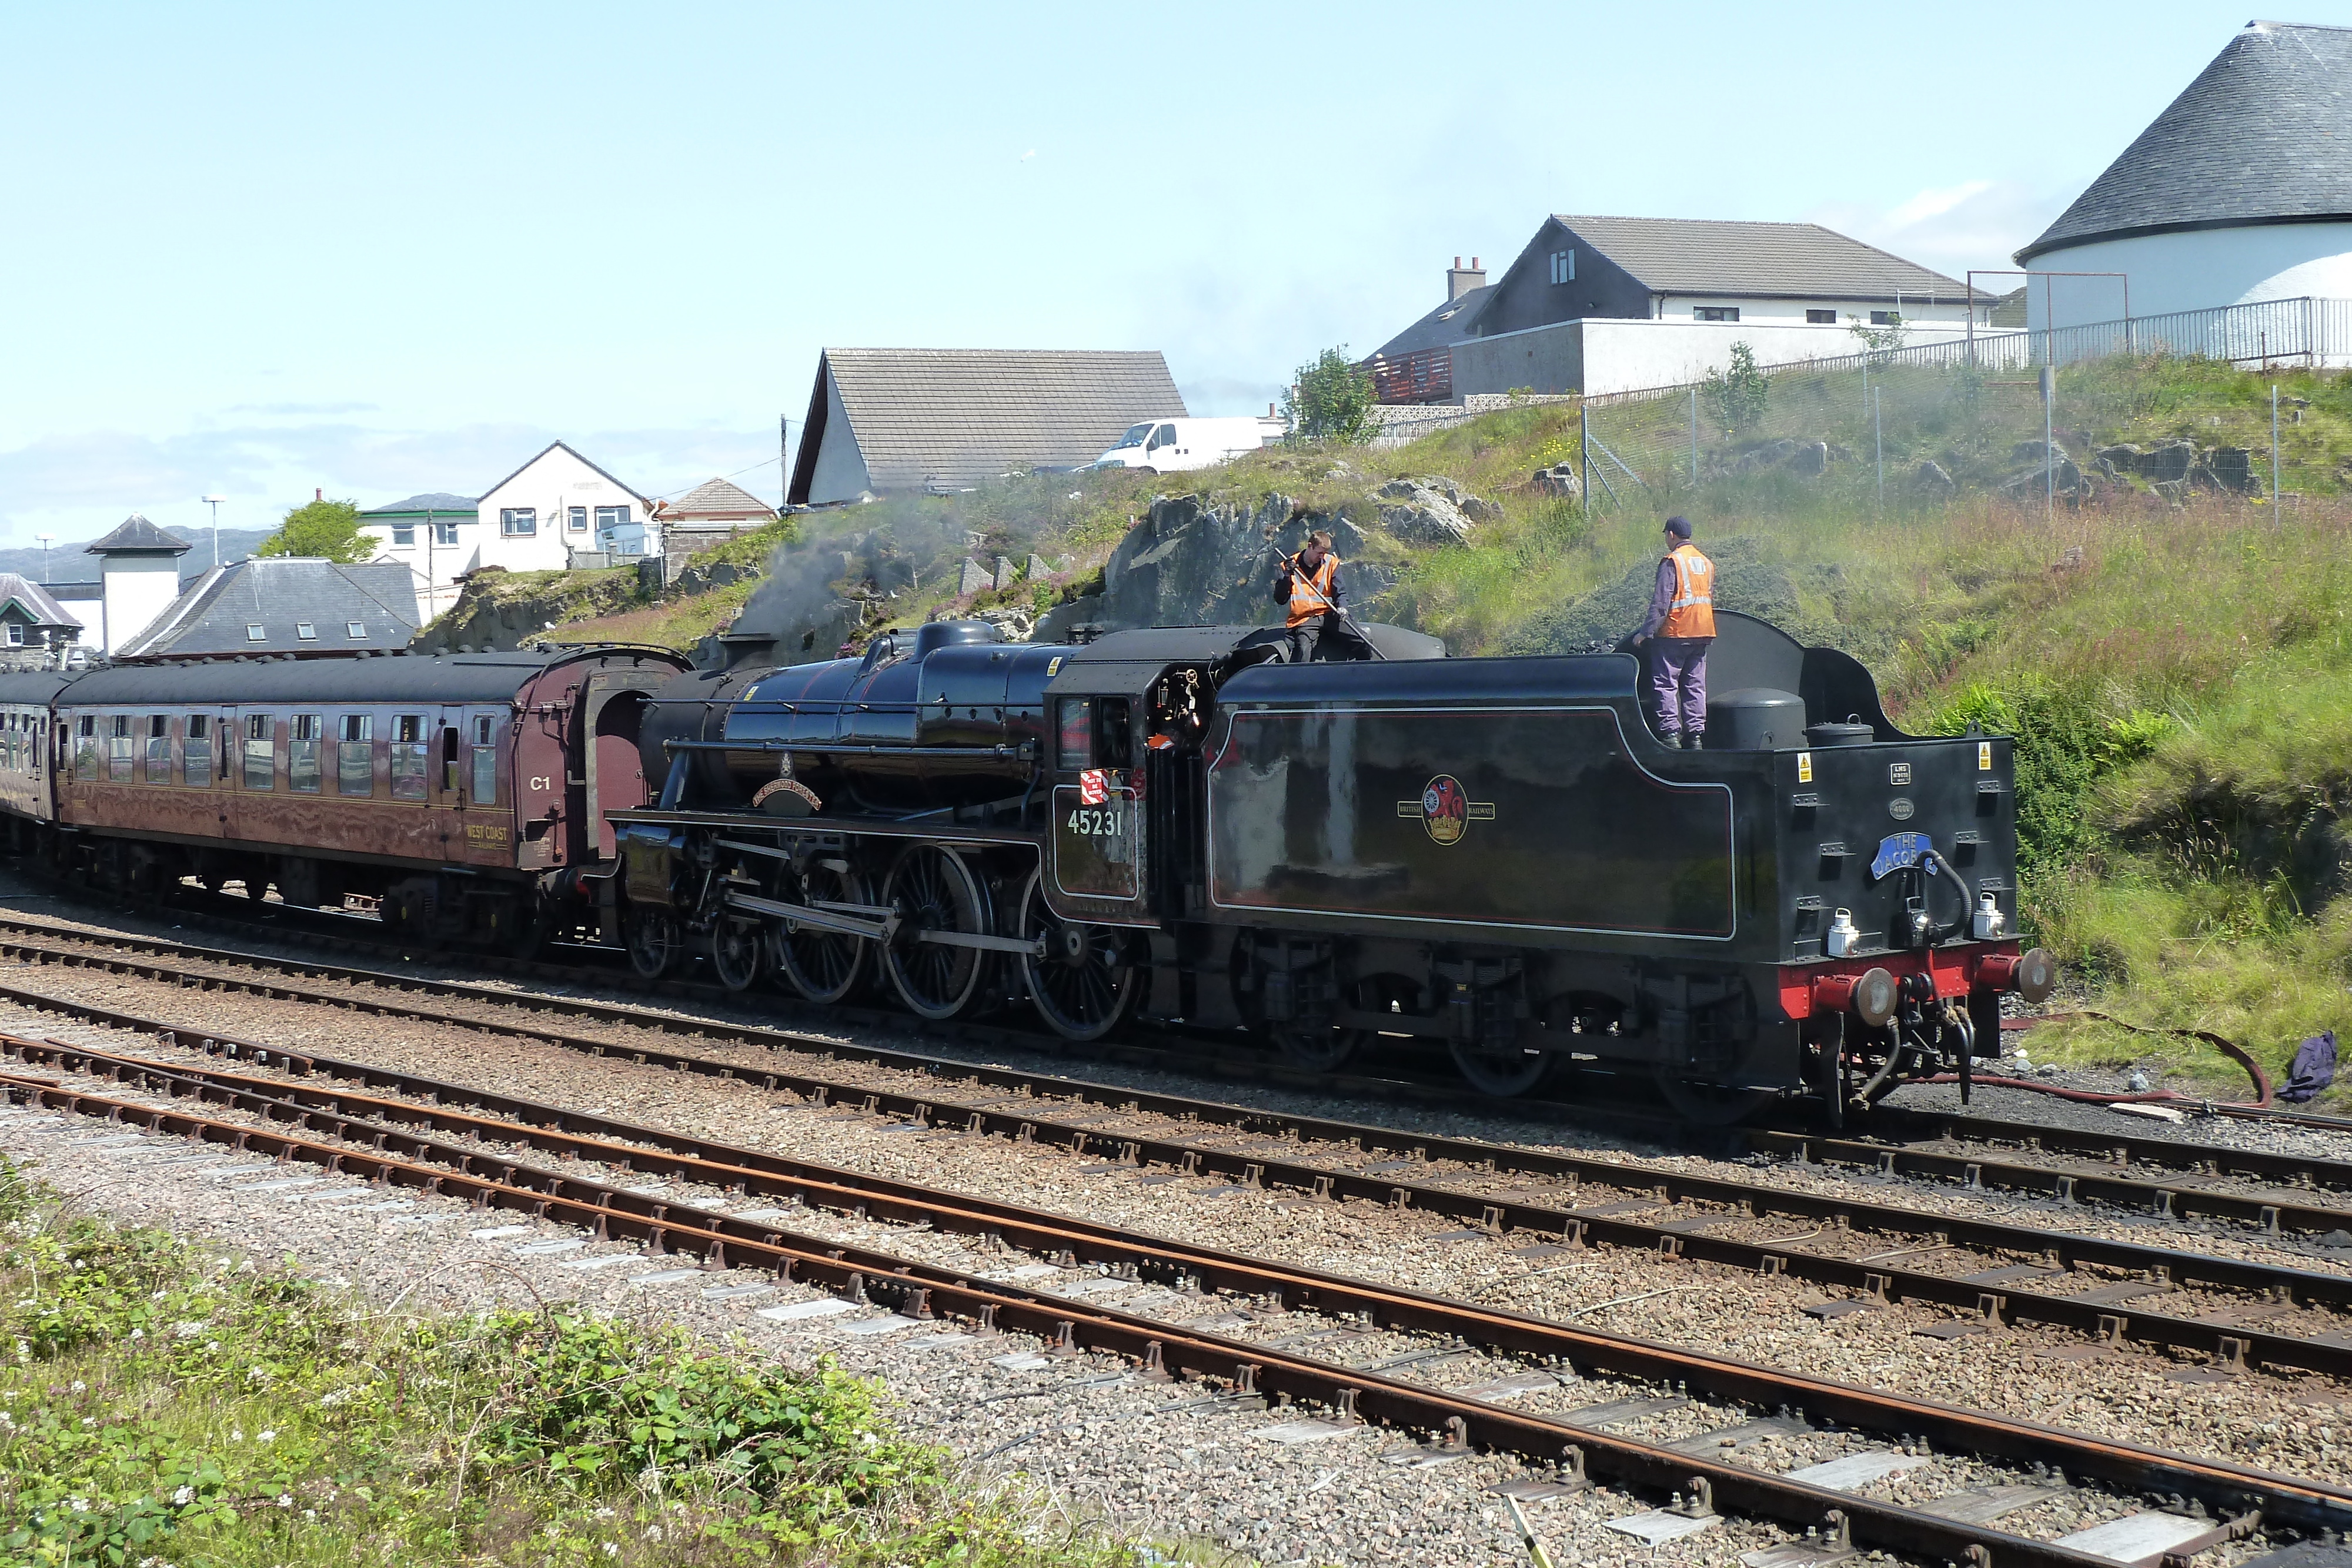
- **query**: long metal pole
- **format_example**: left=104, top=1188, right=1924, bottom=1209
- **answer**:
left=2272, top=383, right=2281, bottom=513
left=1580, top=400, right=1592, bottom=517
left=2042, top=364, right=2056, bottom=523
left=1689, top=387, right=1699, bottom=488
left=1874, top=387, right=1884, bottom=509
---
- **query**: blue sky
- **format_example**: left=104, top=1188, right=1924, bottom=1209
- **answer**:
left=0, top=0, right=2309, bottom=547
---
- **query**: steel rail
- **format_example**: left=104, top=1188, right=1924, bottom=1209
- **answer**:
left=2, top=918, right=2347, bottom=1237
left=0, top=1059, right=2340, bottom=1563
left=6, top=906, right=2348, bottom=1225
left=22, top=1023, right=2352, bottom=1395
left=1, top=953, right=2351, bottom=1383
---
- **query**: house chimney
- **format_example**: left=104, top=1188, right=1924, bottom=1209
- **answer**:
left=314, top=488, right=322, bottom=502
left=1447, top=255, right=1486, bottom=302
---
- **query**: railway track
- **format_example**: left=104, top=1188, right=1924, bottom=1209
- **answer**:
left=5, top=930, right=2352, bottom=1393
left=2, top=904, right=2344, bottom=1209
left=5, top=1021, right=2348, bottom=1568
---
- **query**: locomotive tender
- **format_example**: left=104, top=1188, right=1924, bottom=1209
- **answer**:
left=612, top=611, right=2054, bottom=1112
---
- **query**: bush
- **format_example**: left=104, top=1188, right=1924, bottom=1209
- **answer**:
left=1283, top=346, right=1376, bottom=446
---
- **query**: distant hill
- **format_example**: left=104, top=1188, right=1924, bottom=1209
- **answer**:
left=0, top=528, right=276, bottom=589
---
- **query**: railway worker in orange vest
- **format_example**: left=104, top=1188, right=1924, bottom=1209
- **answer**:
left=1632, top=516, right=1716, bottom=748
left=1272, top=529, right=1372, bottom=664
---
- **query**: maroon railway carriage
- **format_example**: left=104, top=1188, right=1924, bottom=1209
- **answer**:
left=12, top=647, right=685, bottom=944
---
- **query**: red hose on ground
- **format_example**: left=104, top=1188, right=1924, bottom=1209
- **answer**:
left=1919, top=1009, right=2273, bottom=1109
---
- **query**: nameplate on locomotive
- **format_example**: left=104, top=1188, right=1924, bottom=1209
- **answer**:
left=1870, top=831, right=1931, bottom=880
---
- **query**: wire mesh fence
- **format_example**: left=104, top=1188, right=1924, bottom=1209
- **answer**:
left=1575, top=297, right=2352, bottom=518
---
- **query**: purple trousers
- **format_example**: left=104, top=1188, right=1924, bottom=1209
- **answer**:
left=1649, top=637, right=1710, bottom=739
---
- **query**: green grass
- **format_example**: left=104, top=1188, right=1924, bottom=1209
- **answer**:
left=0, top=1159, right=1135, bottom=1567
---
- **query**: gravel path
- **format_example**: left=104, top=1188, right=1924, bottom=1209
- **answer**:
left=0, top=1059, right=2301, bottom=1568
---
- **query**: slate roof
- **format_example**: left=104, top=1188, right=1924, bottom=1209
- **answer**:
left=663, top=477, right=774, bottom=518
left=1553, top=216, right=1978, bottom=302
left=1371, top=285, right=1496, bottom=360
left=85, top=514, right=192, bottom=555
left=112, top=559, right=421, bottom=659
left=362, top=492, right=478, bottom=516
left=789, top=349, right=1187, bottom=502
left=0, top=574, right=79, bottom=629
left=2018, top=21, right=2352, bottom=263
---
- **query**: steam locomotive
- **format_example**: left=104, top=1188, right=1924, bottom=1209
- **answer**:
left=609, top=612, right=2055, bottom=1115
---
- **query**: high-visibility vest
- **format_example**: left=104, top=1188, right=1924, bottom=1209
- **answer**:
left=1661, top=543, right=1716, bottom=638
left=1287, top=554, right=1339, bottom=628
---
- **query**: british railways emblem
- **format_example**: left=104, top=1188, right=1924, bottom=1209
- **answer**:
left=1396, top=774, right=1495, bottom=845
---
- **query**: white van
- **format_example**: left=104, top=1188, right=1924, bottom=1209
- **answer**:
left=1094, top=416, right=1285, bottom=473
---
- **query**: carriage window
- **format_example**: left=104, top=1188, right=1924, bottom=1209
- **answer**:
left=183, top=714, right=212, bottom=788
left=470, top=715, right=497, bottom=805
left=390, top=714, right=427, bottom=801
left=1057, top=698, right=1093, bottom=768
left=289, top=714, right=322, bottom=793
left=1095, top=697, right=1133, bottom=770
left=145, top=716, right=169, bottom=782
left=74, top=716, right=96, bottom=781
left=338, top=714, right=373, bottom=797
left=243, top=713, right=273, bottom=791
left=108, top=714, right=133, bottom=783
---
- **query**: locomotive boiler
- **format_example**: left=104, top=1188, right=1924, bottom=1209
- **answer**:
left=610, top=611, right=2054, bottom=1115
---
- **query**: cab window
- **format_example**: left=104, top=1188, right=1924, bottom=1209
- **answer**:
left=1057, top=698, right=1093, bottom=768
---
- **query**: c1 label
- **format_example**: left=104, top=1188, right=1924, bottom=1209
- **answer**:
left=1796, top=751, right=1813, bottom=784
left=1979, top=740, right=1993, bottom=771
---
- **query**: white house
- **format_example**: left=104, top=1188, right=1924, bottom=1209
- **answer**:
left=356, top=443, right=654, bottom=620
left=1368, top=218, right=1992, bottom=400
left=355, top=491, right=476, bottom=623
left=2014, top=20, right=2352, bottom=330
left=474, top=442, right=654, bottom=576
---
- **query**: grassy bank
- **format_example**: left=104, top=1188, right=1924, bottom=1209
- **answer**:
left=0, top=1159, right=1130, bottom=1567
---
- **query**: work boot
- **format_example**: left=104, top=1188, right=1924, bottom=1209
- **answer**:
left=1661, top=733, right=1683, bottom=749
left=1688, top=732, right=1705, bottom=751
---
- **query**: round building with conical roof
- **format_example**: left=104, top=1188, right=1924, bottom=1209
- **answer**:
left=2017, top=20, right=2352, bottom=324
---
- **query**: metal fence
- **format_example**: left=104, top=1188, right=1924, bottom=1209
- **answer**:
left=1563, top=295, right=2350, bottom=516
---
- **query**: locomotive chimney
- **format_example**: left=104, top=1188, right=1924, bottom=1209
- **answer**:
left=715, top=630, right=780, bottom=671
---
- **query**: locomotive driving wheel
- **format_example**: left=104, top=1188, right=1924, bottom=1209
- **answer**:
left=1449, top=1041, right=1553, bottom=1097
left=709, top=915, right=764, bottom=992
left=1017, top=870, right=1137, bottom=1042
left=881, top=844, right=990, bottom=1021
left=773, top=862, right=869, bottom=1005
left=1273, top=1026, right=1364, bottom=1074
left=623, top=907, right=681, bottom=979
